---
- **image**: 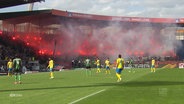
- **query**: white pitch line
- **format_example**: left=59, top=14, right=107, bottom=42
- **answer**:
left=69, top=89, right=106, bottom=104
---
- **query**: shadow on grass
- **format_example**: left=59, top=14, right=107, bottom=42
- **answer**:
left=1, top=81, right=184, bottom=92
left=121, top=80, right=184, bottom=87
left=0, top=84, right=114, bottom=92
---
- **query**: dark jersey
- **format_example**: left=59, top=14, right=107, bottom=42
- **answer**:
left=13, top=58, right=22, bottom=72
left=85, top=59, right=90, bottom=67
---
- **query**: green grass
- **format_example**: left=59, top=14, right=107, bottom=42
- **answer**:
left=1, top=68, right=184, bottom=104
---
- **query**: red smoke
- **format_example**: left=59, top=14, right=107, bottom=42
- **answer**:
left=10, top=21, right=179, bottom=59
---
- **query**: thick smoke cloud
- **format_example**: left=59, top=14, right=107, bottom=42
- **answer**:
left=52, top=20, right=181, bottom=60
left=13, top=19, right=181, bottom=61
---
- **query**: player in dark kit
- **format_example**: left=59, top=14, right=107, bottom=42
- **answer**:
left=85, top=58, right=92, bottom=76
left=13, top=55, right=22, bottom=84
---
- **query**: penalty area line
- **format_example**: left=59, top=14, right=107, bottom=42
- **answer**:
left=69, top=89, right=106, bottom=104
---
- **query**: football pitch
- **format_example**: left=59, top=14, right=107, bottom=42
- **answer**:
left=1, top=68, right=184, bottom=104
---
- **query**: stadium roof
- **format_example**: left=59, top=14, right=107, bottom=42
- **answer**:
left=0, top=9, right=51, bottom=20
left=0, top=0, right=44, bottom=9
left=1, top=9, right=184, bottom=25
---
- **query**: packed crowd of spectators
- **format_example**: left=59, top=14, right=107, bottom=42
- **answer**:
left=0, top=31, right=181, bottom=73
left=0, top=33, right=49, bottom=73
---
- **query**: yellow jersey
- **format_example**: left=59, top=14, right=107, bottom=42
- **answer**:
left=151, top=59, right=155, bottom=65
left=116, top=58, right=124, bottom=69
left=7, top=61, right=13, bottom=68
left=96, top=59, right=100, bottom=66
left=48, top=60, right=54, bottom=68
left=105, top=60, right=110, bottom=67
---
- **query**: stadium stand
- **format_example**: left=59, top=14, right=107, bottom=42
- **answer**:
left=0, top=9, right=184, bottom=72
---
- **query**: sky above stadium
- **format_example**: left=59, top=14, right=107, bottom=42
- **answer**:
left=0, top=0, right=184, bottom=18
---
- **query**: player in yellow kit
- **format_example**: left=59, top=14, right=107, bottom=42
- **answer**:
left=151, top=58, right=156, bottom=72
left=95, top=58, right=101, bottom=73
left=47, top=58, right=54, bottom=79
left=116, top=54, right=124, bottom=82
left=7, top=58, right=13, bottom=76
left=105, top=58, right=111, bottom=74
